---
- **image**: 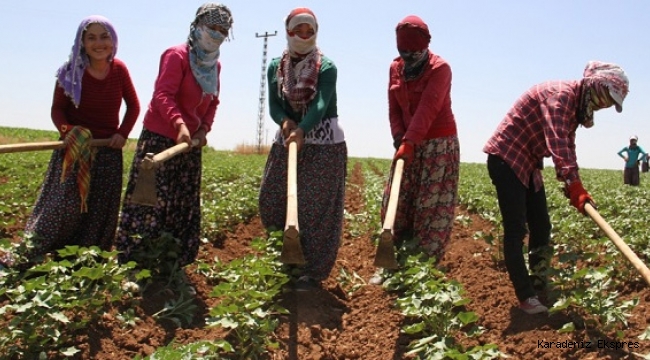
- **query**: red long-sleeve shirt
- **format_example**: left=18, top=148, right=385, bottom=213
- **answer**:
left=143, top=44, right=220, bottom=140
left=51, top=58, right=140, bottom=139
left=388, top=52, right=457, bottom=144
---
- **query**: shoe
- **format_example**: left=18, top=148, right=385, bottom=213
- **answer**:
left=519, top=296, right=548, bottom=314
left=294, top=276, right=320, bottom=292
left=369, top=269, right=384, bottom=285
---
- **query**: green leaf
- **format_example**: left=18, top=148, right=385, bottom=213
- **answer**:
left=558, top=322, right=575, bottom=333
left=457, top=311, right=479, bottom=325
left=60, top=346, right=80, bottom=356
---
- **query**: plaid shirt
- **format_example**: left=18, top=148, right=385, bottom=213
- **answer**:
left=483, top=80, right=583, bottom=191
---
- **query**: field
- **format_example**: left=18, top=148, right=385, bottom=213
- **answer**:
left=1, top=126, right=650, bottom=359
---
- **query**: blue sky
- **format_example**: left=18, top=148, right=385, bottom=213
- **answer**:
left=1, top=1, right=649, bottom=170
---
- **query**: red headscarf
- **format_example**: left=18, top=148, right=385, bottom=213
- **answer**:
left=396, top=15, right=431, bottom=52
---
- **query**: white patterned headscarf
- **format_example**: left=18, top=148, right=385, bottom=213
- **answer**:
left=579, top=61, right=629, bottom=128
left=55, top=15, right=118, bottom=108
left=277, top=8, right=321, bottom=115
left=188, top=3, right=233, bottom=95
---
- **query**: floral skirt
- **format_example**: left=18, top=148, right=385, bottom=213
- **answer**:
left=116, top=129, right=202, bottom=267
left=7, top=146, right=123, bottom=266
left=259, top=142, right=347, bottom=281
left=382, top=135, right=460, bottom=261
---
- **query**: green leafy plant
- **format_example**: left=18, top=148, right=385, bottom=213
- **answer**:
left=381, top=241, right=503, bottom=359
left=205, top=235, right=289, bottom=359
left=133, top=340, right=233, bottom=360
left=0, top=246, right=139, bottom=358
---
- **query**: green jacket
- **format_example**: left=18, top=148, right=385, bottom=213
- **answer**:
left=267, top=55, right=338, bottom=134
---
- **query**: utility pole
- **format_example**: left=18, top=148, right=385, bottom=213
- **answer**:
left=255, top=31, right=277, bottom=154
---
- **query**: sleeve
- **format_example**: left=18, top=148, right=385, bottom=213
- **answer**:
left=617, top=148, right=627, bottom=158
left=199, top=62, right=221, bottom=134
left=267, top=59, right=290, bottom=125
left=116, top=62, right=141, bottom=138
left=404, top=61, right=452, bottom=144
left=51, top=82, right=72, bottom=137
left=150, top=47, right=186, bottom=130
left=388, top=63, right=406, bottom=140
left=297, top=60, right=337, bottom=134
left=542, top=92, right=580, bottom=184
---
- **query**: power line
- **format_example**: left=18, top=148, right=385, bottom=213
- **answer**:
left=255, top=31, right=277, bottom=154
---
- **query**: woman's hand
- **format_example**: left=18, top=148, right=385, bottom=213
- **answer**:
left=285, top=128, right=305, bottom=151
left=109, top=133, right=126, bottom=149
left=176, top=123, right=192, bottom=145
left=193, top=128, right=208, bottom=147
left=281, top=118, right=298, bottom=140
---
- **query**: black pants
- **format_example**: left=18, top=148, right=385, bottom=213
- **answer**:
left=487, top=154, right=552, bottom=301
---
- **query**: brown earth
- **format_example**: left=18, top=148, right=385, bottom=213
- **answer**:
left=6, top=160, right=650, bottom=359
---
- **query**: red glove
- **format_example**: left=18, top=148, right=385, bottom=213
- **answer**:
left=394, top=141, right=414, bottom=166
left=566, top=181, right=593, bottom=214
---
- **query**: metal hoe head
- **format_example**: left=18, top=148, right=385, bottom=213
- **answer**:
left=129, top=153, right=158, bottom=207
left=280, top=226, right=306, bottom=265
left=373, top=229, right=399, bottom=269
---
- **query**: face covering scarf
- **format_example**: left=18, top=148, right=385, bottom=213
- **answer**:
left=189, top=25, right=225, bottom=95
left=287, top=33, right=317, bottom=57
left=399, top=49, right=429, bottom=81
left=578, top=78, right=613, bottom=128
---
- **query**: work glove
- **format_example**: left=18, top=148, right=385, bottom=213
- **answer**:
left=394, top=141, right=414, bottom=166
left=564, top=181, right=594, bottom=215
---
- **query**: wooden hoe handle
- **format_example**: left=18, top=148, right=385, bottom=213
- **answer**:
left=0, top=138, right=112, bottom=154
left=382, top=159, right=405, bottom=231
left=584, top=203, right=650, bottom=286
left=142, top=139, right=200, bottom=170
left=285, top=141, right=299, bottom=231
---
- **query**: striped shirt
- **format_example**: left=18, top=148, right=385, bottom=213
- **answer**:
left=51, top=58, right=140, bottom=139
left=483, top=80, right=583, bottom=191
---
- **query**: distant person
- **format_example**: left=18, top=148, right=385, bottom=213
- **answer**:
left=617, top=135, right=646, bottom=185
left=0, top=15, right=140, bottom=269
left=258, top=7, right=347, bottom=291
left=483, top=61, right=629, bottom=314
left=116, top=3, right=233, bottom=267
left=370, top=15, right=460, bottom=285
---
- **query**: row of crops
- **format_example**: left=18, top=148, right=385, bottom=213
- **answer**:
left=1, top=126, right=649, bottom=358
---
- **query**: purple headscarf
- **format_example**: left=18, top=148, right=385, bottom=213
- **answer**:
left=56, top=15, right=118, bottom=107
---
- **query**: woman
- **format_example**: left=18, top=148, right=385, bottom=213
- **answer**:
left=258, top=7, right=347, bottom=291
left=617, top=135, right=646, bottom=185
left=116, top=3, right=233, bottom=267
left=483, top=61, right=628, bottom=314
left=0, top=15, right=140, bottom=268
left=371, top=15, right=460, bottom=284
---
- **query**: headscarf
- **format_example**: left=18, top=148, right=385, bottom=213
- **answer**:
left=277, top=8, right=321, bottom=115
left=395, top=15, right=431, bottom=80
left=396, top=15, right=431, bottom=52
left=188, top=3, right=233, bottom=95
left=55, top=15, right=118, bottom=108
left=285, top=7, right=318, bottom=57
left=630, top=135, right=639, bottom=149
left=579, top=61, right=629, bottom=128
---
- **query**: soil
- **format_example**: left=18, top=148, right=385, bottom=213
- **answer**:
left=5, top=161, right=650, bottom=359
